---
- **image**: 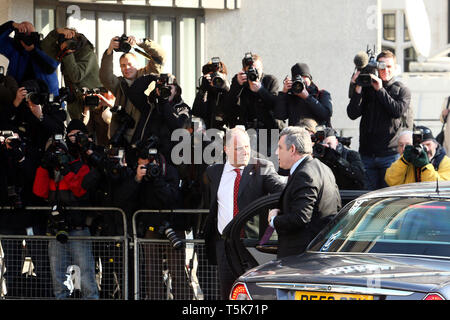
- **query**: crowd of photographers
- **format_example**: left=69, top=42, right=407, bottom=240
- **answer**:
left=1, top=20, right=449, bottom=299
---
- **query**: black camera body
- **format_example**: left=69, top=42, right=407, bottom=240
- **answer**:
left=42, top=135, right=71, bottom=173
left=14, top=30, right=40, bottom=46
left=81, top=87, right=106, bottom=107
left=56, top=33, right=80, bottom=51
left=25, top=86, right=48, bottom=105
left=243, top=52, right=259, bottom=82
left=290, top=75, right=306, bottom=94
left=156, top=74, right=173, bottom=100
left=209, top=57, right=227, bottom=90
left=412, top=129, right=429, bottom=160
left=114, top=34, right=131, bottom=53
left=355, top=47, right=386, bottom=87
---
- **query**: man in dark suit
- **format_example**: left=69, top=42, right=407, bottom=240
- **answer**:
left=204, top=127, right=285, bottom=299
left=268, top=126, right=341, bottom=259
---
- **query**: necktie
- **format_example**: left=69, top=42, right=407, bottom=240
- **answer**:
left=233, top=168, right=241, bottom=217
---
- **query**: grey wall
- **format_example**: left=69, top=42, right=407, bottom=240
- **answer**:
left=205, top=0, right=378, bottom=145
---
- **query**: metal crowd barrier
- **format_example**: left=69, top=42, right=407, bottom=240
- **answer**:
left=132, top=209, right=221, bottom=300
left=0, top=206, right=128, bottom=300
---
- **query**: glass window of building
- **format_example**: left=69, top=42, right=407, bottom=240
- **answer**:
left=34, top=1, right=204, bottom=106
left=383, top=13, right=396, bottom=42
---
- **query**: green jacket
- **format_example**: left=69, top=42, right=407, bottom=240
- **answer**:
left=41, top=30, right=102, bottom=120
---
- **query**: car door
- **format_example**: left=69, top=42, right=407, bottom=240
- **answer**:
left=222, top=190, right=368, bottom=278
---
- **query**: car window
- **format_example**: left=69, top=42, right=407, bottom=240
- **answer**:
left=309, top=197, right=450, bottom=257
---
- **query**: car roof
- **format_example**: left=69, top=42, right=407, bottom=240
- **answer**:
left=359, top=181, right=450, bottom=200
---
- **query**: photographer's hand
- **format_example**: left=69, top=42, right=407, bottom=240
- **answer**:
left=282, top=76, right=292, bottom=93
left=127, top=36, right=137, bottom=47
left=249, top=80, right=262, bottom=93
left=370, top=74, right=383, bottom=91
left=56, top=28, right=76, bottom=39
left=14, top=87, right=27, bottom=107
left=135, top=164, right=147, bottom=183
left=28, top=101, right=43, bottom=120
left=237, top=70, right=247, bottom=86
left=351, top=70, right=362, bottom=94
left=297, top=87, right=309, bottom=100
left=107, top=36, right=120, bottom=55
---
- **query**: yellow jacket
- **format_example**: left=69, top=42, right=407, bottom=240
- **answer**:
left=385, top=152, right=450, bottom=186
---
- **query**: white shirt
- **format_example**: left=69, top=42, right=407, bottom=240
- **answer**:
left=217, top=162, right=245, bottom=234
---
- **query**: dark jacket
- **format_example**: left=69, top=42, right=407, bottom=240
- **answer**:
left=275, top=83, right=332, bottom=126
left=203, top=158, right=286, bottom=264
left=192, top=86, right=230, bottom=130
left=315, top=144, right=366, bottom=190
left=347, top=78, right=412, bottom=157
left=0, top=21, right=60, bottom=96
left=275, top=155, right=341, bottom=259
left=224, top=74, right=281, bottom=130
left=126, top=74, right=191, bottom=161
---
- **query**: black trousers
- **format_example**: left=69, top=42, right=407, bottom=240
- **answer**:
left=215, top=238, right=237, bottom=300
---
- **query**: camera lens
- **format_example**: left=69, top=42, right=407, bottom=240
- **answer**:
left=164, top=227, right=184, bottom=250
left=291, top=80, right=305, bottom=94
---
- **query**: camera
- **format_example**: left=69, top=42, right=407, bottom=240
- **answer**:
left=109, top=105, right=135, bottom=147
left=14, top=29, right=40, bottom=46
left=209, top=57, right=227, bottom=90
left=290, top=75, right=306, bottom=94
left=113, top=34, right=131, bottom=53
left=81, top=87, right=107, bottom=107
left=411, top=129, right=429, bottom=160
left=56, top=33, right=80, bottom=51
left=354, top=46, right=386, bottom=87
left=311, top=127, right=325, bottom=144
left=243, top=52, right=259, bottom=82
left=156, top=221, right=184, bottom=250
left=42, top=134, right=71, bottom=173
left=47, top=204, right=69, bottom=243
left=156, top=74, right=173, bottom=100
left=25, top=86, right=48, bottom=105
left=89, top=147, right=126, bottom=180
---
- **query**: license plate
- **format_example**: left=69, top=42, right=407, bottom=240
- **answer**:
left=295, top=291, right=374, bottom=300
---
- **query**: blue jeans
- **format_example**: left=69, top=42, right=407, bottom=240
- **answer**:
left=361, top=154, right=399, bottom=191
left=48, top=227, right=99, bottom=299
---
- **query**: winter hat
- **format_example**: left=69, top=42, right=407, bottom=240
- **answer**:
left=67, top=119, right=88, bottom=133
left=291, top=63, right=312, bottom=80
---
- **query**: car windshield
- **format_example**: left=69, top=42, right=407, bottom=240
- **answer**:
left=309, top=197, right=450, bottom=257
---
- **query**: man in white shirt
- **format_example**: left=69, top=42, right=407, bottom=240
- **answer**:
left=203, top=127, right=285, bottom=299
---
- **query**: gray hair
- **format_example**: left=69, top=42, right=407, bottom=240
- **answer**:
left=280, top=126, right=313, bottom=155
left=224, top=126, right=250, bottom=147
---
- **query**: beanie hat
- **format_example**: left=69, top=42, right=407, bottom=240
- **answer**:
left=67, top=119, right=88, bottom=133
left=291, top=63, right=312, bottom=80
left=415, top=126, right=434, bottom=142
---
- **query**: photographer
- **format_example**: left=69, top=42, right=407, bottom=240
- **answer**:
left=124, top=73, right=191, bottom=165
left=99, top=35, right=166, bottom=147
left=116, top=137, right=192, bottom=299
left=275, top=63, right=332, bottom=127
left=313, top=127, right=366, bottom=190
left=32, top=119, right=98, bottom=299
left=41, top=28, right=103, bottom=123
left=385, top=126, right=450, bottom=186
left=223, top=53, right=282, bottom=155
left=0, top=20, right=59, bottom=97
left=347, top=49, right=412, bottom=190
left=192, top=58, right=230, bottom=130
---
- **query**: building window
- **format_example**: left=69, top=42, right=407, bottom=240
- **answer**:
left=383, top=13, right=396, bottom=41
left=34, top=1, right=204, bottom=106
left=404, top=47, right=417, bottom=72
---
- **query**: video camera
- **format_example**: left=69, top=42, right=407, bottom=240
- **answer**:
left=353, top=45, right=386, bottom=87
left=81, top=87, right=107, bottom=107
left=243, top=52, right=259, bottom=82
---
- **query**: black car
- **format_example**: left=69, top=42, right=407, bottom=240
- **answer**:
left=224, top=182, right=450, bottom=300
